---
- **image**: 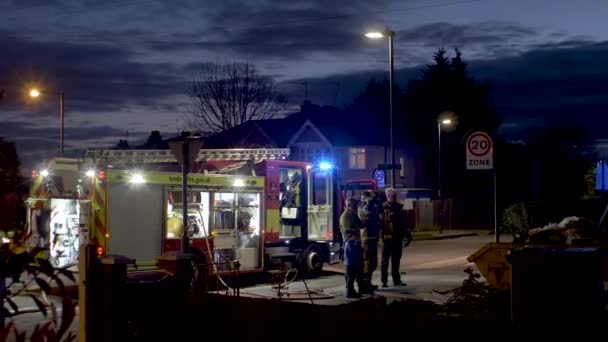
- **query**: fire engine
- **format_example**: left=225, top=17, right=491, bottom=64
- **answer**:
left=26, top=148, right=341, bottom=276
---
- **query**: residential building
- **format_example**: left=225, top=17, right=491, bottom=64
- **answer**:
left=204, top=101, right=429, bottom=188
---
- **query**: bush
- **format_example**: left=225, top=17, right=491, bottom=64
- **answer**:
left=1, top=242, right=76, bottom=341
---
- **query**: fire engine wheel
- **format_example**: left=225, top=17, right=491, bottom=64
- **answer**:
left=301, top=245, right=323, bottom=278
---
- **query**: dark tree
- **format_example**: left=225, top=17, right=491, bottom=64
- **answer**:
left=402, top=49, right=502, bottom=196
left=346, top=79, right=405, bottom=143
left=529, top=124, right=597, bottom=202
left=0, top=138, right=23, bottom=231
left=187, top=62, right=287, bottom=135
left=403, top=48, right=501, bottom=147
left=115, top=139, right=130, bottom=149
left=143, top=130, right=167, bottom=149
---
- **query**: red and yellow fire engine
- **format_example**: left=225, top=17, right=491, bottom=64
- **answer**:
left=26, top=148, right=341, bottom=276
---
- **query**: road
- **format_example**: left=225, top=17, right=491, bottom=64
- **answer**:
left=240, top=233, right=500, bottom=304
left=4, top=233, right=499, bottom=338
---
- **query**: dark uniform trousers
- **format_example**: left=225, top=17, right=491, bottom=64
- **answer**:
left=345, top=265, right=365, bottom=295
left=362, top=239, right=378, bottom=284
left=380, top=238, right=403, bottom=285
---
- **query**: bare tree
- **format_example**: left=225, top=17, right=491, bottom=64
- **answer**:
left=187, top=62, right=287, bottom=135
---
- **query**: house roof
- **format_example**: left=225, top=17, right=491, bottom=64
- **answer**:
left=287, top=102, right=397, bottom=147
left=204, top=101, right=409, bottom=148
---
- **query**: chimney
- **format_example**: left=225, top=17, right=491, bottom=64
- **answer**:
left=300, top=100, right=320, bottom=114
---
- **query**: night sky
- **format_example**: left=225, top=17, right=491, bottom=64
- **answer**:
left=1, top=0, right=608, bottom=168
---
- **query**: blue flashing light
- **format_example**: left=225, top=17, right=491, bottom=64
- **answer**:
left=319, top=162, right=333, bottom=170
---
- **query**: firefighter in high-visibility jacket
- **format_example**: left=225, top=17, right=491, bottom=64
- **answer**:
left=359, top=191, right=381, bottom=290
left=380, top=188, right=412, bottom=287
left=340, top=197, right=374, bottom=294
left=340, top=197, right=363, bottom=243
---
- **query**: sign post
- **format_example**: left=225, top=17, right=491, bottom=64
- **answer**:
left=465, top=131, right=498, bottom=242
left=169, top=138, right=203, bottom=253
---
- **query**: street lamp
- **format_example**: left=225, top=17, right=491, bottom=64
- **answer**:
left=366, top=29, right=396, bottom=188
left=437, top=119, right=452, bottom=198
left=29, top=88, right=65, bottom=157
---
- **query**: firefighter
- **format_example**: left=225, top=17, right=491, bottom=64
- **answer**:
left=339, top=197, right=362, bottom=243
left=380, top=188, right=412, bottom=287
left=340, top=197, right=373, bottom=294
left=359, top=190, right=380, bottom=290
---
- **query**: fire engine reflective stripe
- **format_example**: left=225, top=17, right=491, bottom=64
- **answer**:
left=90, top=180, right=107, bottom=251
left=106, top=170, right=265, bottom=188
left=87, top=179, right=107, bottom=250
left=30, top=177, right=44, bottom=198
left=265, top=208, right=280, bottom=243
left=107, top=183, right=163, bottom=263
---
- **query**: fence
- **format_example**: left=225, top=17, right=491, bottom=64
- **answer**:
left=400, top=197, right=453, bottom=232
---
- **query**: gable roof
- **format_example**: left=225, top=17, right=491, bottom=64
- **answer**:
left=287, top=119, right=332, bottom=146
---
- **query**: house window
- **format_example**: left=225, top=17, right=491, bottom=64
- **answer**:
left=348, top=148, right=366, bottom=169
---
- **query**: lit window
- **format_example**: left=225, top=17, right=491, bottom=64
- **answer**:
left=349, top=148, right=366, bottom=169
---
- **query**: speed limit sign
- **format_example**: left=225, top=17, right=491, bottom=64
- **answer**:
left=466, top=131, right=493, bottom=170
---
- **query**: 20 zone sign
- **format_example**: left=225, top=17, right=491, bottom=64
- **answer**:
left=466, top=132, right=493, bottom=170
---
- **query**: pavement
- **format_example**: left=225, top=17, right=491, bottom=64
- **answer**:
left=411, top=229, right=481, bottom=241
left=5, top=232, right=500, bottom=339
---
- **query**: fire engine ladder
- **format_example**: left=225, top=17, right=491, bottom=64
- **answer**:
left=84, top=148, right=291, bottom=167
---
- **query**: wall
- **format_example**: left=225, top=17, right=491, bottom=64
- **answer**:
left=334, top=145, right=421, bottom=188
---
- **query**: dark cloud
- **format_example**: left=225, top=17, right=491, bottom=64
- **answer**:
left=0, top=119, right=151, bottom=167
left=0, top=30, right=188, bottom=115
left=2, top=0, right=606, bottom=168
left=467, top=41, right=608, bottom=138
left=397, top=21, right=536, bottom=46
left=0, top=120, right=147, bottom=142
left=281, top=67, right=419, bottom=107
left=142, top=0, right=392, bottom=60
left=393, top=21, right=539, bottom=60
left=284, top=41, right=608, bottom=140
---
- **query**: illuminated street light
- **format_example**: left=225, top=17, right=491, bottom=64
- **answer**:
left=365, top=29, right=396, bottom=187
left=364, top=32, right=384, bottom=39
left=437, top=118, right=454, bottom=199
left=28, top=88, right=65, bottom=157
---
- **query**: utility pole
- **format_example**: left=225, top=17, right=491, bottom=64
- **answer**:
left=181, top=141, right=189, bottom=252
left=388, top=30, right=395, bottom=188
left=168, top=137, right=203, bottom=253
left=60, top=92, right=64, bottom=157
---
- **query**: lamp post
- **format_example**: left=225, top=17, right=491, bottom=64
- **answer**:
left=366, top=29, right=396, bottom=188
left=437, top=119, right=452, bottom=198
left=30, top=89, right=65, bottom=157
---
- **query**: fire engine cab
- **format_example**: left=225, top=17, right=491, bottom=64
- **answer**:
left=26, top=148, right=341, bottom=276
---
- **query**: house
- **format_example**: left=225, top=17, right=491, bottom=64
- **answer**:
left=204, top=101, right=429, bottom=188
